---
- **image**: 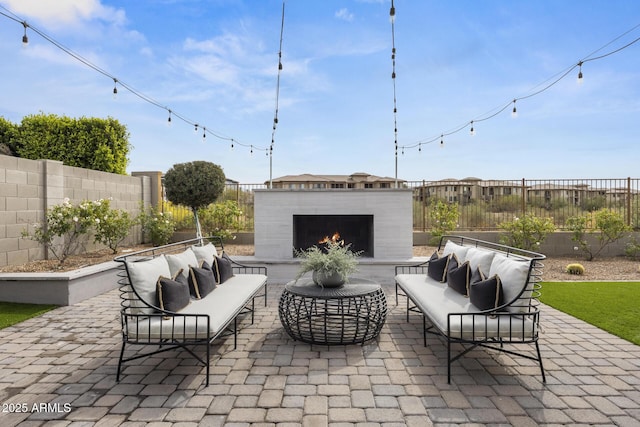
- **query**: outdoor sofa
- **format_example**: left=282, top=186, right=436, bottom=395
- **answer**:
left=114, top=236, right=267, bottom=386
left=395, top=235, right=546, bottom=383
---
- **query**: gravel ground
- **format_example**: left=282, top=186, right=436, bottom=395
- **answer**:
left=3, top=243, right=639, bottom=281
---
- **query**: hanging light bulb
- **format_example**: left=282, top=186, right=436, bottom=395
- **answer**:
left=389, top=0, right=396, bottom=23
left=401, top=147, right=404, bottom=155
left=250, top=145, right=254, bottom=157
left=167, top=110, right=172, bottom=126
left=511, top=99, right=518, bottom=118
left=21, top=22, right=29, bottom=46
left=202, top=127, right=206, bottom=142
left=577, top=61, right=584, bottom=84
left=440, top=134, right=444, bottom=148
left=194, top=123, right=199, bottom=133
left=470, top=121, right=476, bottom=136
left=418, top=144, right=422, bottom=153
left=112, top=78, right=118, bottom=99
left=230, top=139, right=234, bottom=151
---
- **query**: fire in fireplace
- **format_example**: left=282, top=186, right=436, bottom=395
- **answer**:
left=293, top=214, right=374, bottom=257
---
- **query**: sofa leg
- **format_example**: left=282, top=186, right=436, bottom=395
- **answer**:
left=423, top=316, right=427, bottom=347
left=205, top=341, right=210, bottom=387
left=447, top=338, right=452, bottom=384
left=116, top=342, right=126, bottom=382
left=536, top=341, right=546, bottom=383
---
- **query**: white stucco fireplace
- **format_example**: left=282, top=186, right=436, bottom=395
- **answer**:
left=254, top=189, right=413, bottom=260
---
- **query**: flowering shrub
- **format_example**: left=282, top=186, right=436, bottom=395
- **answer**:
left=498, top=214, right=555, bottom=251
left=22, top=198, right=106, bottom=263
left=91, top=199, right=135, bottom=253
left=138, top=205, right=176, bottom=247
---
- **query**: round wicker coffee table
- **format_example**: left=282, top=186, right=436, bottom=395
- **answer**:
left=278, top=278, right=388, bottom=345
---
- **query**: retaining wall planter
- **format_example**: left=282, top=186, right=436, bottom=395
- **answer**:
left=0, top=261, right=120, bottom=306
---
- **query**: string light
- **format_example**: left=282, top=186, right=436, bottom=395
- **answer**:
left=202, top=127, right=206, bottom=142
left=511, top=99, right=517, bottom=118
left=0, top=6, right=269, bottom=157
left=21, top=21, right=28, bottom=45
left=194, top=123, right=198, bottom=133
left=577, top=61, right=584, bottom=84
left=167, top=110, right=172, bottom=126
left=469, top=121, right=475, bottom=136
left=440, top=134, right=444, bottom=147
left=390, top=0, right=399, bottom=187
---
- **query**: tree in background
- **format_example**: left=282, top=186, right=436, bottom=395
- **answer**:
left=430, top=201, right=459, bottom=245
left=498, top=214, right=555, bottom=251
left=163, top=161, right=226, bottom=239
left=2, top=113, right=130, bottom=174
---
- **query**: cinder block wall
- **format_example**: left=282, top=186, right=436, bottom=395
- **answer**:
left=0, top=155, right=155, bottom=267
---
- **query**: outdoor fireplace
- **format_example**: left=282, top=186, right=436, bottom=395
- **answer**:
left=293, top=214, right=374, bottom=257
left=254, top=189, right=413, bottom=260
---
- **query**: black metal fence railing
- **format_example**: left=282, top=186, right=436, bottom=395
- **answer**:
left=162, top=178, right=640, bottom=232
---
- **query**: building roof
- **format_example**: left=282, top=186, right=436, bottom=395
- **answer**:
left=269, top=172, right=405, bottom=184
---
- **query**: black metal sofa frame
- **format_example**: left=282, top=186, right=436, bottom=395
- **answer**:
left=114, top=236, right=267, bottom=386
left=394, top=235, right=546, bottom=383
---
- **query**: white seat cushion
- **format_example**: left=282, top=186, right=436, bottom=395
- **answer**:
left=396, top=273, right=534, bottom=340
left=126, top=274, right=267, bottom=340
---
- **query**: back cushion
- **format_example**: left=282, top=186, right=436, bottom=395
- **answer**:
left=442, top=240, right=470, bottom=262
left=166, top=249, right=199, bottom=279
left=488, top=254, right=532, bottom=313
left=191, top=243, right=218, bottom=266
left=126, top=256, right=171, bottom=314
left=464, top=248, right=496, bottom=278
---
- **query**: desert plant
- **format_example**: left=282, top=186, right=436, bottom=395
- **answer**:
left=565, top=263, right=585, bottom=275
left=566, top=208, right=631, bottom=261
left=429, top=201, right=459, bottom=244
left=138, top=204, right=176, bottom=247
left=498, top=214, right=555, bottom=251
left=163, top=161, right=226, bottom=239
left=294, top=240, right=361, bottom=283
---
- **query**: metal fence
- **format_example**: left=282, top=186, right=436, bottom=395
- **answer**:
left=162, top=178, right=640, bottom=232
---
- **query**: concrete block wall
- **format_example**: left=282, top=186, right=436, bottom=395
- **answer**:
left=0, top=155, right=155, bottom=267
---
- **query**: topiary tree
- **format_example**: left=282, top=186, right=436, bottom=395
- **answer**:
left=163, top=161, right=226, bottom=239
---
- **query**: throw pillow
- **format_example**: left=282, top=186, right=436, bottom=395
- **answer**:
left=188, top=261, right=216, bottom=299
left=212, top=254, right=235, bottom=284
left=427, top=252, right=450, bottom=282
left=469, top=274, right=504, bottom=311
left=156, top=274, right=191, bottom=312
left=447, top=260, right=470, bottom=296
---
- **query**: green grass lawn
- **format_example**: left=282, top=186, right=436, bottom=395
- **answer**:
left=0, top=302, right=57, bottom=330
left=541, top=282, right=640, bottom=345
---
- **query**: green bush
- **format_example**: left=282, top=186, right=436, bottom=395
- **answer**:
left=498, top=214, right=555, bottom=251
left=430, top=201, right=459, bottom=244
left=566, top=208, right=631, bottom=261
left=198, top=200, right=242, bottom=242
left=138, top=205, right=176, bottom=247
left=10, top=113, right=130, bottom=174
left=488, top=195, right=522, bottom=213
left=565, top=263, right=585, bottom=275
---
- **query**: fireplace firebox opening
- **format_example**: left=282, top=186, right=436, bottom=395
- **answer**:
left=293, top=214, right=374, bottom=257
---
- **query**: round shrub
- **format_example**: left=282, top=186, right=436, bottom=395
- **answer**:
left=565, top=263, right=585, bottom=275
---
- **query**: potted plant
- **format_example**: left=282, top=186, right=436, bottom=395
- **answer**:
left=295, top=240, right=362, bottom=287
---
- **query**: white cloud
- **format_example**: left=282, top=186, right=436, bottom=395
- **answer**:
left=0, top=0, right=126, bottom=29
left=335, top=8, right=354, bottom=22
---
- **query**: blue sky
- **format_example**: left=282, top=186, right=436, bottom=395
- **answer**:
left=0, top=0, right=638, bottom=184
